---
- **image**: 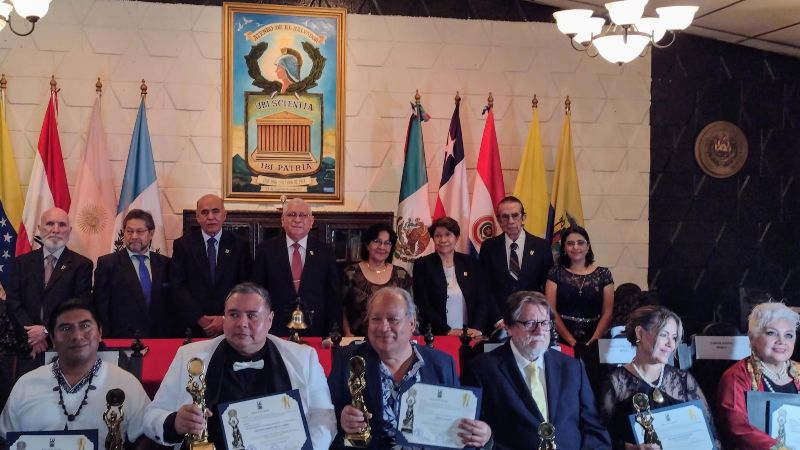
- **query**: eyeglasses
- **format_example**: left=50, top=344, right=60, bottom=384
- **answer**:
left=370, top=239, right=392, bottom=247
left=515, top=319, right=554, bottom=331
left=285, top=212, right=310, bottom=219
left=565, top=239, right=587, bottom=247
left=498, top=212, right=524, bottom=221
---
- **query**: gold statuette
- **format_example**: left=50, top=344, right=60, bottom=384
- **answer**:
left=344, top=356, right=371, bottom=447
left=103, top=389, right=125, bottom=450
left=186, top=358, right=215, bottom=450
left=537, top=422, right=557, bottom=449
left=632, top=393, right=661, bottom=446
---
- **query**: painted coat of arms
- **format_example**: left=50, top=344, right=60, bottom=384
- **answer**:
left=223, top=3, right=345, bottom=202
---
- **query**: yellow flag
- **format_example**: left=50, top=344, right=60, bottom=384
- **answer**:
left=514, top=101, right=549, bottom=238
left=549, top=104, right=584, bottom=247
left=0, top=91, right=23, bottom=235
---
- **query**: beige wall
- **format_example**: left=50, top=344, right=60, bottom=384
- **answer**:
left=2, top=0, right=650, bottom=287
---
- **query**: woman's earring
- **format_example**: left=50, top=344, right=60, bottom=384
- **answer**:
left=635, top=338, right=641, bottom=344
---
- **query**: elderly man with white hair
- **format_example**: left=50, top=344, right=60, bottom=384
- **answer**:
left=717, top=301, right=800, bottom=449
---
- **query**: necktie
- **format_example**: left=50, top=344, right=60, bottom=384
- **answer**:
left=509, top=242, right=521, bottom=280
left=233, top=360, right=265, bottom=371
left=207, top=237, right=217, bottom=278
left=526, top=362, right=548, bottom=420
left=44, top=254, right=55, bottom=286
left=136, top=254, right=152, bottom=307
left=291, top=242, right=302, bottom=293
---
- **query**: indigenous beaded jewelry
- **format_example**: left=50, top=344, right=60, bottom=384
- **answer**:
left=52, top=358, right=101, bottom=422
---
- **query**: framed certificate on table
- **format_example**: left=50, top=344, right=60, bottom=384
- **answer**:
left=627, top=400, right=718, bottom=450
left=217, top=389, right=312, bottom=450
left=6, top=430, right=98, bottom=450
left=395, top=383, right=482, bottom=450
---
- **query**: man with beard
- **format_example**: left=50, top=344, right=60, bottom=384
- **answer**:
left=0, top=300, right=150, bottom=446
left=6, top=207, right=93, bottom=356
left=94, top=209, right=172, bottom=338
left=144, top=282, right=336, bottom=449
left=461, top=291, right=610, bottom=450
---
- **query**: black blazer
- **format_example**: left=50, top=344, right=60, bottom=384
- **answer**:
left=93, top=250, right=173, bottom=338
left=170, top=230, right=251, bottom=336
left=461, top=343, right=611, bottom=450
left=328, top=342, right=459, bottom=450
left=412, top=251, right=491, bottom=335
left=251, top=234, right=341, bottom=337
left=479, top=231, right=553, bottom=321
left=6, top=247, right=93, bottom=328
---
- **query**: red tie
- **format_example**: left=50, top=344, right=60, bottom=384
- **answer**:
left=291, top=242, right=303, bottom=293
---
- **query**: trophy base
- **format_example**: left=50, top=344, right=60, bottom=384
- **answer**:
left=343, top=435, right=371, bottom=448
left=188, top=441, right=216, bottom=450
left=288, top=331, right=308, bottom=345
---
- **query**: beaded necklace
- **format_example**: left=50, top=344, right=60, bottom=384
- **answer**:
left=52, top=358, right=102, bottom=422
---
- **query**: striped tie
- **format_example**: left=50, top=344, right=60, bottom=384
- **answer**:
left=509, top=242, right=521, bottom=280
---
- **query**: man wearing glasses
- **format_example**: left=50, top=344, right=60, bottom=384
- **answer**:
left=479, top=196, right=553, bottom=325
left=252, top=198, right=341, bottom=337
left=461, top=291, right=610, bottom=450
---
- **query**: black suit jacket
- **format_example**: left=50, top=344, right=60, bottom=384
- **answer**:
left=328, top=342, right=459, bottom=450
left=251, top=234, right=341, bottom=337
left=93, top=250, right=173, bottom=338
left=413, top=251, right=491, bottom=335
left=6, top=247, right=93, bottom=328
left=170, top=230, right=251, bottom=336
left=479, top=231, right=553, bottom=321
left=461, top=343, right=611, bottom=450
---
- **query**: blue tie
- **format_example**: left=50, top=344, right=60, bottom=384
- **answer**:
left=207, top=237, right=217, bottom=279
left=136, top=254, right=152, bottom=307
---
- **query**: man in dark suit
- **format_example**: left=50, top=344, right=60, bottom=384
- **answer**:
left=94, top=209, right=172, bottom=338
left=6, top=207, right=93, bottom=356
left=328, top=287, right=491, bottom=449
left=171, top=194, right=250, bottom=337
left=461, top=291, right=610, bottom=450
left=252, top=198, right=341, bottom=337
left=479, top=196, right=553, bottom=324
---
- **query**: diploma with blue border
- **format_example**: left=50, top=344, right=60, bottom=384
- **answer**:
left=217, top=389, right=312, bottom=450
left=627, top=399, right=718, bottom=450
left=395, top=383, right=482, bottom=450
left=6, top=429, right=98, bottom=450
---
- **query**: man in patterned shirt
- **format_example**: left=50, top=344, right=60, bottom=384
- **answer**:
left=327, top=287, right=491, bottom=449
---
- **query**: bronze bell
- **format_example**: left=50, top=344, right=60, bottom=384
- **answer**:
left=287, top=304, right=308, bottom=330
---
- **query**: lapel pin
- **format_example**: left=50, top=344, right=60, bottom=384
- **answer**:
left=529, top=250, right=534, bottom=256
left=60, top=265, right=67, bottom=270
left=309, top=250, right=314, bottom=256
left=463, top=272, right=468, bottom=277
left=224, top=249, right=230, bottom=254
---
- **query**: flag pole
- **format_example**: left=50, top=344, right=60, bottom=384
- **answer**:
left=96, top=77, right=102, bottom=96
left=140, top=79, right=147, bottom=99
left=565, top=95, right=570, bottom=115
left=487, top=92, right=493, bottom=110
left=532, top=93, right=538, bottom=110
left=455, top=91, right=461, bottom=105
left=0, top=74, right=6, bottom=104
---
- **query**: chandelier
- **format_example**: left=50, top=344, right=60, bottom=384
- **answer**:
left=0, top=0, right=52, bottom=36
left=553, top=0, right=698, bottom=65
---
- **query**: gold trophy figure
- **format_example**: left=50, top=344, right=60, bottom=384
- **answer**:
left=103, top=389, right=125, bottom=450
left=344, top=356, right=371, bottom=447
left=537, top=422, right=557, bottom=450
left=186, top=358, right=215, bottom=450
left=632, top=393, right=661, bottom=447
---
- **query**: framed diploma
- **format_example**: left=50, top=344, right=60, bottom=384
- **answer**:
left=6, top=430, right=98, bottom=450
left=745, top=391, right=800, bottom=432
left=767, top=401, right=800, bottom=443
left=627, top=400, right=718, bottom=450
left=217, top=389, right=312, bottom=450
left=395, top=383, right=482, bottom=450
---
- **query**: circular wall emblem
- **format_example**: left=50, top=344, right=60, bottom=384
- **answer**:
left=471, top=215, right=495, bottom=246
left=694, top=121, right=748, bottom=178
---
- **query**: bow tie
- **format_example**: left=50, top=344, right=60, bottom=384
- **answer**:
left=232, top=360, right=264, bottom=371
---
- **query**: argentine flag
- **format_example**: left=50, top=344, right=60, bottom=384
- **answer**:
left=112, top=97, right=166, bottom=253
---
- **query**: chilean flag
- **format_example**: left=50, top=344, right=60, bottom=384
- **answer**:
left=17, top=87, right=71, bottom=255
left=468, top=102, right=505, bottom=255
left=433, top=97, right=470, bottom=253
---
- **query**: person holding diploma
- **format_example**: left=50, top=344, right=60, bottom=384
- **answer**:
left=328, top=286, right=492, bottom=449
left=144, top=282, right=336, bottom=449
left=413, top=217, right=490, bottom=338
left=598, top=305, right=719, bottom=450
left=462, top=290, right=610, bottom=450
left=717, top=302, right=800, bottom=449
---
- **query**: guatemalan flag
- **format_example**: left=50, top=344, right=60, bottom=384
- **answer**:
left=468, top=99, right=505, bottom=255
left=18, top=85, right=71, bottom=255
left=433, top=96, right=470, bottom=253
left=0, top=87, right=24, bottom=285
left=112, top=95, right=166, bottom=254
left=393, top=97, right=433, bottom=272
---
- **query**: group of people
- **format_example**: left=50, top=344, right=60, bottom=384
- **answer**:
left=0, top=193, right=797, bottom=449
